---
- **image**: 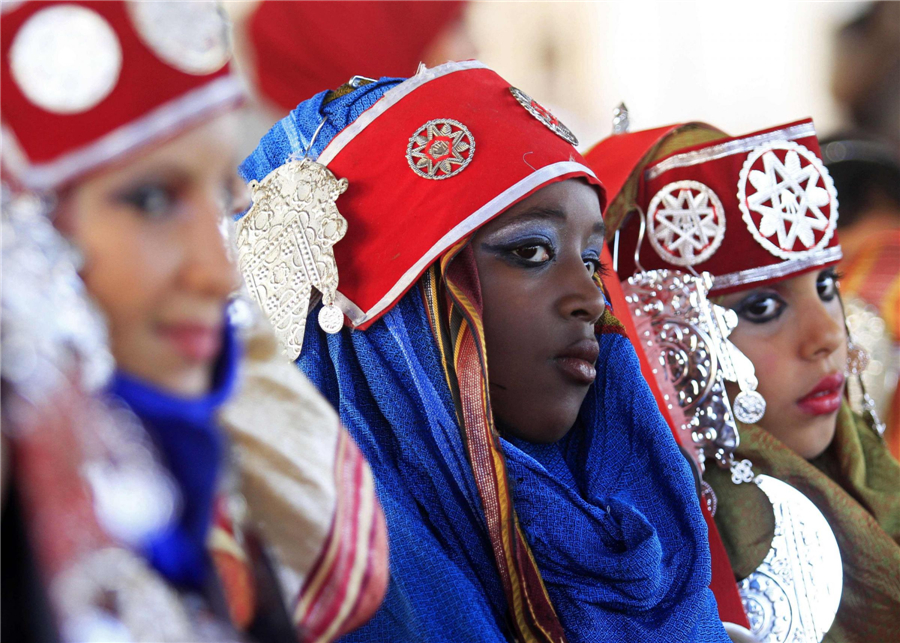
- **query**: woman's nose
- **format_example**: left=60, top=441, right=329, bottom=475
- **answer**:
left=799, top=298, right=844, bottom=361
left=557, top=260, right=606, bottom=325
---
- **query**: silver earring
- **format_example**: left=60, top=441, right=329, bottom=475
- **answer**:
left=846, top=336, right=870, bottom=375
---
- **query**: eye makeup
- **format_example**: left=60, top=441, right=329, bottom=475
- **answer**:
left=732, top=289, right=787, bottom=324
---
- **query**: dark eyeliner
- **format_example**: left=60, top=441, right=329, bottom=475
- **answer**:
left=733, top=291, right=786, bottom=324
left=482, top=235, right=555, bottom=268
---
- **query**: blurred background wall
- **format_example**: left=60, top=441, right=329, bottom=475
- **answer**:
left=225, top=1, right=896, bottom=156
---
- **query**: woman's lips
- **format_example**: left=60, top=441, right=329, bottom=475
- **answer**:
left=796, top=373, right=845, bottom=416
left=554, top=339, right=600, bottom=385
left=157, top=323, right=222, bottom=362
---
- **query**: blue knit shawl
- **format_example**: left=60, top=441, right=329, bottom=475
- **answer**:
left=240, top=78, right=729, bottom=643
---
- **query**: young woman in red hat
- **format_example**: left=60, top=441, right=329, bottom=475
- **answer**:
left=586, top=117, right=900, bottom=643
left=235, top=63, right=731, bottom=642
left=1, top=2, right=385, bottom=641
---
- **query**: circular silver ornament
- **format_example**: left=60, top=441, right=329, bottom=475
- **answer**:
left=733, top=389, right=766, bottom=424
left=407, top=119, right=475, bottom=180
left=647, top=180, right=726, bottom=267
left=10, top=5, right=121, bottom=114
left=737, top=140, right=839, bottom=260
left=128, top=0, right=231, bottom=75
left=739, top=475, right=842, bottom=643
left=318, top=304, right=344, bottom=334
left=509, top=87, right=578, bottom=146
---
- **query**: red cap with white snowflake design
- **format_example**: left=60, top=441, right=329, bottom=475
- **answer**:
left=585, top=118, right=842, bottom=294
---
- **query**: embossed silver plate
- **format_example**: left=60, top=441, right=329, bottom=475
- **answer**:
left=739, top=475, right=842, bottom=643
left=235, top=158, right=348, bottom=360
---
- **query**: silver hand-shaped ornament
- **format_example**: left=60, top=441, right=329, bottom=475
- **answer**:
left=235, top=158, right=349, bottom=360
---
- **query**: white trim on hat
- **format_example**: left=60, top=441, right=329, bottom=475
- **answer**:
left=2, top=73, right=244, bottom=191
left=334, top=160, right=598, bottom=327
left=316, top=60, right=488, bottom=167
left=644, top=121, right=817, bottom=182
left=711, top=245, right=843, bottom=291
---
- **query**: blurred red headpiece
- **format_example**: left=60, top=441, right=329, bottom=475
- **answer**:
left=1, top=0, right=243, bottom=191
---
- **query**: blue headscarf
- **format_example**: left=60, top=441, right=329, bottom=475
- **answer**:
left=240, top=78, right=729, bottom=642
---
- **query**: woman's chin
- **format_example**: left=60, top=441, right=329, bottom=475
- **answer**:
left=766, top=411, right=838, bottom=461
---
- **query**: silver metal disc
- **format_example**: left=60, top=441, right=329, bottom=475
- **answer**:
left=734, top=390, right=766, bottom=424
left=10, top=5, right=121, bottom=114
left=318, top=304, right=344, bottom=334
left=128, top=0, right=230, bottom=75
left=739, top=475, right=842, bottom=643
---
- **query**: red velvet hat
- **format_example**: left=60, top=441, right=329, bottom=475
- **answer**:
left=239, top=61, right=603, bottom=334
left=585, top=118, right=842, bottom=294
left=328, top=64, right=602, bottom=328
left=1, top=0, right=243, bottom=191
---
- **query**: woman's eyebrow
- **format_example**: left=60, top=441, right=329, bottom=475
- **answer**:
left=512, top=206, right=567, bottom=223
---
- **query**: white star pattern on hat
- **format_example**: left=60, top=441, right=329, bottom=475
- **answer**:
left=648, top=180, right=726, bottom=267
left=738, top=141, right=838, bottom=260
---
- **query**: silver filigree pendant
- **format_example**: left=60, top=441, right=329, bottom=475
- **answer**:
left=733, top=390, right=766, bottom=424
left=623, top=270, right=748, bottom=471
left=729, top=457, right=756, bottom=485
left=236, top=158, right=349, bottom=360
left=739, top=475, right=842, bottom=643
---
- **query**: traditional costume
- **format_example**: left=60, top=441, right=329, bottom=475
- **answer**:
left=1, top=2, right=385, bottom=640
left=236, top=62, right=729, bottom=642
left=586, top=117, right=900, bottom=643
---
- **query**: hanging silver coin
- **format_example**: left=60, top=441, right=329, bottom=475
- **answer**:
left=318, top=304, right=344, bottom=334
left=733, top=390, right=766, bottom=424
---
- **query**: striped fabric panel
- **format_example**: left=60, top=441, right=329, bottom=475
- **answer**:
left=420, top=242, right=567, bottom=643
left=293, top=429, right=389, bottom=643
left=209, top=497, right=257, bottom=629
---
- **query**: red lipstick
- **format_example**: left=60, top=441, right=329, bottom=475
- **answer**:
left=796, top=373, right=845, bottom=416
left=158, top=323, right=223, bottom=362
left=554, top=338, right=600, bottom=385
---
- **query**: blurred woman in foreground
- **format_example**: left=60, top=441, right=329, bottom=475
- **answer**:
left=0, top=2, right=385, bottom=640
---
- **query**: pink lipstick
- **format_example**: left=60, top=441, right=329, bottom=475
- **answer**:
left=796, top=373, right=845, bottom=416
left=158, top=323, right=223, bottom=362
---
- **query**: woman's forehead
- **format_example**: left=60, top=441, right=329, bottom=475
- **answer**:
left=490, top=179, right=605, bottom=231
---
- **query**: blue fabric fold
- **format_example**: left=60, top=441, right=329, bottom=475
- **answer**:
left=106, top=323, right=238, bottom=589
